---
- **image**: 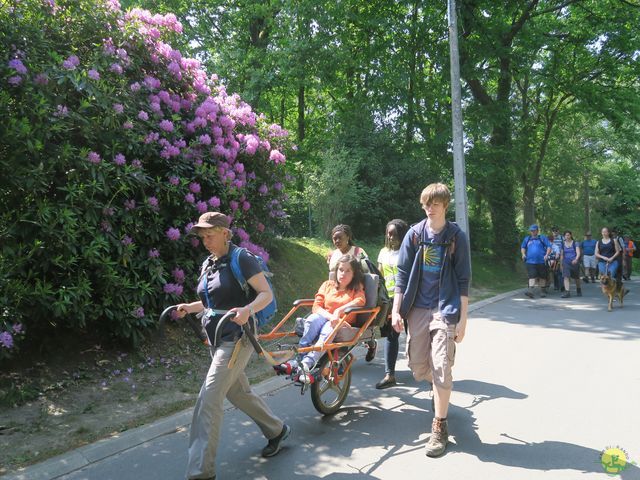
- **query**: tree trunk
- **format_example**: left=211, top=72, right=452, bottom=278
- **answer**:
left=297, top=84, right=305, bottom=143
left=405, top=0, right=419, bottom=149
left=583, top=170, right=591, bottom=233
left=523, top=183, right=536, bottom=227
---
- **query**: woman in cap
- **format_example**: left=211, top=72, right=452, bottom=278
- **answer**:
left=176, top=212, right=289, bottom=480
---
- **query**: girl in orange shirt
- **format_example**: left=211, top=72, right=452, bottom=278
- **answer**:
left=278, top=254, right=365, bottom=378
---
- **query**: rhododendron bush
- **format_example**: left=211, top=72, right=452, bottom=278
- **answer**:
left=0, top=0, right=291, bottom=353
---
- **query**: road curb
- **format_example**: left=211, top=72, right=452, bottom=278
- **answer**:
left=1, top=292, right=519, bottom=480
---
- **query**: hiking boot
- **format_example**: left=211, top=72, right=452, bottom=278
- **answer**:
left=273, top=360, right=297, bottom=376
left=561, top=292, right=570, bottom=298
left=524, top=290, right=534, bottom=299
left=261, top=424, right=291, bottom=457
left=577, top=288, right=582, bottom=297
left=582, top=277, right=589, bottom=283
left=425, top=417, right=448, bottom=457
left=365, top=339, right=377, bottom=362
left=375, top=373, right=396, bottom=390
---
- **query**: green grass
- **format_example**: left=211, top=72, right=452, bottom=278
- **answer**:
left=268, top=237, right=523, bottom=307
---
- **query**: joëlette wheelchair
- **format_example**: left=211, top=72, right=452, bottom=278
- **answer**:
left=158, top=272, right=386, bottom=416
left=258, top=272, right=385, bottom=415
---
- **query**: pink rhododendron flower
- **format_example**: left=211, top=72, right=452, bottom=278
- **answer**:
left=100, top=220, right=112, bottom=232
left=159, top=120, right=174, bottom=132
left=114, top=153, right=126, bottom=165
left=242, top=201, right=250, bottom=211
left=269, top=149, right=286, bottom=164
left=184, top=193, right=195, bottom=203
left=62, top=55, right=80, bottom=70
left=208, top=196, right=221, bottom=208
left=169, top=176, right=180, bottom=186
left=130, top=82, right=141, bottom=92
left=190, top=237, right=200, bottom=248
left=257, top=223, right=265, bottom=232
left=189, top=182, right=201, bottom=194
left=0, top=331, right=14, bottom=349
left=8, top=76, right=22, bottom=86
left=113, top=103, right=124, bottom=114
left=148, top=248, right=160, bottom=258
left=138, top=110, right=149, bottom=121
left=121, top=235, right=133, bottom=246
left=229, top=200, right=239, bottom=211
left=199, top=134, right=211, bottom=145
left=132, top=159, right=142, bottom=168
left=34, top=73, right=49, bottom=85
left=133, top=307, right=145, bottom=318
left=172, top=268, right=185, bottom=283
left=88, top=69, right=100, bottom=80
left=54, top=105, right=69, bottom=117
left=166, top=228, right=181, bottom=241
left=124, top=199, right=136, bottom=210
left=274, top=182, right=283, bottom=191
left=123, top=121, right=133, bottom=129
left=87, top=151, right=101, bottom=164
left=8, top=59, right=27, bottom=75
left=196, top=201, right=208, bottom=213
left=258, top=184, right=268, bottom=195
left=110, top=63, right=123, bottom=74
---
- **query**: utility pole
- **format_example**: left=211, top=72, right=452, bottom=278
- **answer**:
left=447, top=0, right=470, bottom=244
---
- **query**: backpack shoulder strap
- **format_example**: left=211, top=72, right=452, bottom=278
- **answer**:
left=229, top=247, right=250, bottom=295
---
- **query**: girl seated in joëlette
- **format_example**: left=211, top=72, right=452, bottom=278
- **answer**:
left=277, top=254, right=365, bottom=381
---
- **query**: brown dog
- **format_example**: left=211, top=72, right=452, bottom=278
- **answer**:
left=600, top=274, right=628, bottom=312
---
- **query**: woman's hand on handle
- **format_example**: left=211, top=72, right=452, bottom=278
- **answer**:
left=229, top=306, right=251, bottom=326
left=175, top=301, right=204, bottom=318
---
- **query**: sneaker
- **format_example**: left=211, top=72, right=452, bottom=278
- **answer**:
left=425, top=418, right=448, bottom=457
left=577, top=289, right=582, bottom=297
left=294, top=363, right=315, bottom=385
left=273, top=360, right=297, bottom=376
left=540, top=291, right=546, bottom=298
left=365, top=339, right=377, bottom=362
left=561, top=292, right=570, bottom=298
left=261, top=424, right=291, bottom=457
left=375, top=373, right=396, bottom=390
left=582, top=277, right=589, bottom=283
left=524, top=290, right=534, bottom=299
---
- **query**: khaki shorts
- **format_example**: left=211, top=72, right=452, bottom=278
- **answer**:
left=406, top=307, right=456, bottom=391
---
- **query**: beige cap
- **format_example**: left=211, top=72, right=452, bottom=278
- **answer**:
left=192, top=212, right=230, bottom=230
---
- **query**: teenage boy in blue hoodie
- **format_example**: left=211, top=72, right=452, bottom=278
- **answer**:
left=391, top=182, right=471, bottom=458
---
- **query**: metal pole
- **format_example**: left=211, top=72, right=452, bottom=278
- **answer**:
left=447, top=0, right=470, bottom=242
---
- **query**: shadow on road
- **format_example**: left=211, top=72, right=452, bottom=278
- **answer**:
left=475, top=281, right=640, bottom=341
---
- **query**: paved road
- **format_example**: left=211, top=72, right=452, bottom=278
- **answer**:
left=5, top=280, right=640, bottom=480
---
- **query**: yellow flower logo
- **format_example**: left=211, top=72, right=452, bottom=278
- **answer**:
left=601, top=447, right=628, bottom=475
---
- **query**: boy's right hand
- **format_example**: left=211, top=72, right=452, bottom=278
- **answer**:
left=391, top=311, right=404, bottom=333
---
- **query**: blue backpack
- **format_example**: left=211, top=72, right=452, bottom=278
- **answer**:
left=229, top=247, right=277, bottom=327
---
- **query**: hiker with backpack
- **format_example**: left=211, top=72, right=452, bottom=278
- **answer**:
left=559, top=230, right=582, bottom=298
left=375, top=218, right=409, bottom=390
left=391, top=183, right=471, bottom=457
left=175, top=212, right=289, bottom=480
left=520, top=224, right=552, bottom=298
left=326, top=224, right=376, bottom=361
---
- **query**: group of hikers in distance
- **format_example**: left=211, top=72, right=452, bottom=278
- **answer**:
left=174, top=182, right=470, bottom=479
left=520, top=224, right=635, bottom=300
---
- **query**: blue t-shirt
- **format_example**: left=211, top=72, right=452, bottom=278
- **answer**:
left=581, top=239, right=597, bottom=256
left=521, top=235, right=550, bottom=265
left=414, top=226, right=445, bottom=309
